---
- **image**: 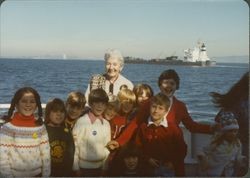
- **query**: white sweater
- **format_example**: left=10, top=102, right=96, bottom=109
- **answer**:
left=0, top=123, right=51, bottom=177
left=72, top=114, right=111, bottom=170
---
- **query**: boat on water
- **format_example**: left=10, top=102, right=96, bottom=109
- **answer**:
left=124, top=41, right=216, bottom=67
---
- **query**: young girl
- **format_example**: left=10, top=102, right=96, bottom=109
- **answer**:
left=45, top=98, right=75, bottom=177
left=0, top=87, right=51, bottom=177
left=103, top=96, right=120, bottom=122
left=72, top=88, right=110, bottom=177
left=197, top=111, right=245, bottom=176
left=133, top=83, right=154, bottom=107
left=110, top=88, right=136, bottom=139
left=65, top=91, right=86, bottom=132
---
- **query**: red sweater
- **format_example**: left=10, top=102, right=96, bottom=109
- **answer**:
left=110, top=115, right=127, bottom=139
left=135, top=122, right=187, bottom=176
left=116, top=96, right=212, bottom=146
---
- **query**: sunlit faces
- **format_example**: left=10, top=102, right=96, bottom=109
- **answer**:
left=49, top=110, right=65, bottom=126
left=66, top=105, right=84, bottom=120
left=16, top=92, right=37, bottom=116
left=103, top=107, right=117, bottom=121
left=91, top=102, right=107, bottom=117
left=137, top=90, right=149, bottom=106
left=159, top=79, right=177, bottom=97
left=105, top=57, right=123, bottom=79
left=124, top=156, right=139, bottom=171
left=121, top=100, right=134, bottom=114
left=150, top=103, right=168, bottom=123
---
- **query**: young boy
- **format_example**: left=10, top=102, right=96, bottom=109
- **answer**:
left=64, top=91, right=86, bottom=132
left=135, top=93, right=187, bottom=176
left=72, top=88, right=110, bottom=177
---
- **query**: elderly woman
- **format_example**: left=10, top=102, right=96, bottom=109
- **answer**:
left=85, top=49, right=133, bottom=101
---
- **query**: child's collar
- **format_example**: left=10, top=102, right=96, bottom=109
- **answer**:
left=88, top=111, right=104, bottom=124
left=147, top=116, right=168, bottom=127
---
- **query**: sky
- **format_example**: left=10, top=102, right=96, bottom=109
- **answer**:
left=0, top=0, right=249, bottom=61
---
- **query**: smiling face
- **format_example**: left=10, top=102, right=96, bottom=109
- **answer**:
left=150, top=103, right=168, bottom=124
left=66, top=105, right=84, bottom=120
left=16, top=92, right=37, bottom=116
left=91, top=102, right=107, bottom=117
left=124, top=156, right=138, bottom=171
left=105, top=57, right=123, bottom=81
left=159, top=79, right=177, bottom=97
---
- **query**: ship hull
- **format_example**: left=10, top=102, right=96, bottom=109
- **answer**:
left=125, top=60, right=216, bottom=67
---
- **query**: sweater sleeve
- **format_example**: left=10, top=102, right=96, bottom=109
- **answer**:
left=39, top=125, right=51, bottom=177
left=179, top=101, right=212, bottom=134
left=0, top=124, right=12, bottom=177
left=72, top=117, right=85, bottom=171
left=116, top=100, right=150, bottom=146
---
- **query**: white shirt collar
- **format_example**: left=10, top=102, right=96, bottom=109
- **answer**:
left=147, top=116, right=168, bottom=127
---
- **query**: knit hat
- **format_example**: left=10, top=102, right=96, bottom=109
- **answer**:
left=90, top=74, right=106, bottom=91
left=218, top=111, right=239, bottom=132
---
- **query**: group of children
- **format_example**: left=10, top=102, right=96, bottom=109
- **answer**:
left=0, top=78, right=246, bottom=177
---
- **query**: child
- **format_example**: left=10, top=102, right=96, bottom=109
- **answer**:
left=103, top=96, right=120, bottom=122
left=0, top=87, right=51, bottom=177
left=134, top=93, right=187, bottom=176
left=45, top=98, right=75, bottom=177
left=108, top=142, right=145, bottom=176
left=110, top=88, right=136, bottom=139
left=72, top=88, right=110, bottom=177
left=197, top=111, right=246, bottom=176
left=133, top=83, right=154, bottom=107
left=64, top=91, right=86, bottom=132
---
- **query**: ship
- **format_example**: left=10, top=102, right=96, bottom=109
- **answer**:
left=124, top=41, right=216, bottom=67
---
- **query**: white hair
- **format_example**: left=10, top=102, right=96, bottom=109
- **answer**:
left=104, top=49, right=124, bottom=68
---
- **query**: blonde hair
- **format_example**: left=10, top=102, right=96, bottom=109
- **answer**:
left=133, top=83, right=154, bottom=98
left=106, top=96, right=120, bottom=113
left=117, top=88, right=136, bottom=105
left=104, top=49, right=124, bottom=68
left=66, top=91, right=86, bottom=108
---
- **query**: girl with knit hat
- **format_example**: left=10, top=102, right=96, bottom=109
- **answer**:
left=197, top=111, right=246, bottom=176
left=0, top=87, right=51, bottom=177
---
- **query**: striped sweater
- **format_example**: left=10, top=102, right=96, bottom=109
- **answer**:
left=0, top=122, right=51, bottom=177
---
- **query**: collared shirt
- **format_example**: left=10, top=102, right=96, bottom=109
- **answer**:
left=147, top=116, right=168, bottom=127
left=88, top=111, right=103, bottom=124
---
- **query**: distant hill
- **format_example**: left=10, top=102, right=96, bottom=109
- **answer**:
left=214, top=55, right=249, bottom=63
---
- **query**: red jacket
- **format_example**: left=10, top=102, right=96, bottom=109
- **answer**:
left=135, top=122, right=187, bottom=176
left=116, top=96, right=212, bottom=146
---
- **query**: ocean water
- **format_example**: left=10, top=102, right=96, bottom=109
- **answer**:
left=0, top=58, right=248, bottom=122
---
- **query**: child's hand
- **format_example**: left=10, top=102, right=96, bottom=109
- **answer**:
left=106, top=140, right=119, bottom=151
left=148, top=158, right=160, bottom=168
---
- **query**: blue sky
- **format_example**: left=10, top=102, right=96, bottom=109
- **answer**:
left=0, top=0, right=249, bottom=60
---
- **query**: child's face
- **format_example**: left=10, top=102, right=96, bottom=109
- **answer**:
left=124, top=156, right=138, bottom=171
left=91, top=102, right=107, bottom=117
left=150, top=103, right=168, bottom=122
left=66, top=105, right=83, bottom=120
left=49, top=110, right=65, bottom=126
left=137, top=90, right=149, bottom=106
left=159, top=79, right=177, bottom=97
left=16, top=92, right=37, bottom=116
left=104, top=107, right=117, bottom=121
left=121, top=101, right=134, bottom=114
left=224, top=129, right=239, bottom=142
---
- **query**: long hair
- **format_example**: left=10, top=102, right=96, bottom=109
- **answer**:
left=2, top=87, right=43, bottom=125
left=210, top=71, right=249, bottom=109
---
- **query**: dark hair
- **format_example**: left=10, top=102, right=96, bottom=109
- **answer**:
left=66, top=91, right=86, bottom=109
left=88, top=88, right=109, bottom=105
left=2, top=87, right=43, bottom=125
left=158, top=69, right=180, bottom=89
left=133, top=83, right=154, bottom=98
left=210, top=71, right=249, bottom=109
left=45, top=98, right=66, bottom=124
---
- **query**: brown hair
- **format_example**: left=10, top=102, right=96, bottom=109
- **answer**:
left=150, top=93, right=170, bottom=110
left=88, top=88, right=109, bottom=105
left=66, top=91, right=86, bottom=109
left=45, top=98, right=66, bottom=124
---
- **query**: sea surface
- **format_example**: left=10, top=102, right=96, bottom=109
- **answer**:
left=0, top=58, right=248, bottom=122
